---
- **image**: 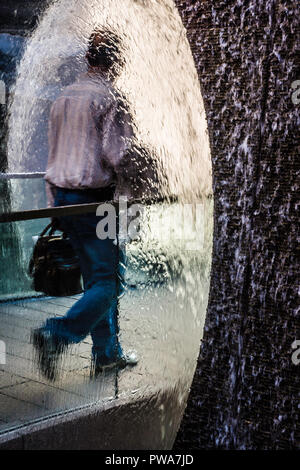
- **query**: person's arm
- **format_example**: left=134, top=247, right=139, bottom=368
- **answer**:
left=102, top=96, right=161, bottom=200
left=45, top=102, right=58, bottom=208
left=101, top=97, right=134, bottom=170
left=115, top=142, right=162, bottom=200
left=45, top=181, right=57, bottom=208
left=45, top=101, right=62, bottom=231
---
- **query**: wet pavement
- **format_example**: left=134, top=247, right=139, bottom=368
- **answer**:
left=0, top=287, right=199, bottom=436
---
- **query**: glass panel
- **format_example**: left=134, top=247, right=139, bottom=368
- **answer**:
left=0, top=33, right=26, bottom=171
left=0, top=197, right=212, bottom=435
left=0, top=179, right=48, bottom=299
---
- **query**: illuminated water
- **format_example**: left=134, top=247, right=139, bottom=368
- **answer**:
left=2, top=0, right=213, bottom=446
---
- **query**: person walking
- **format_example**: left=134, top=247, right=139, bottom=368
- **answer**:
left=31, top=30, right=139, bottom=381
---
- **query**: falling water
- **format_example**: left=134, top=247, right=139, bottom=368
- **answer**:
left=8, top=0, right=212, bottom=203
left=2, top=0, right=213, bottom=446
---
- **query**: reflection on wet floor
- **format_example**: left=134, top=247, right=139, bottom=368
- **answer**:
left=0, top=284, right=202, bottom=435
left=0, top=295, right=115, bottom=433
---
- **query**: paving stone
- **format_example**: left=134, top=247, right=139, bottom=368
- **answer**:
left=0, top=286, right=193, bottom=439
left=46, top=297, right=79, bottom=309
left=9, top=300, right=67, bottom=316
left=0, top=392, right=45, bottom=424
left=0, top=370, right=30, bottom=389
left=0, top=380, right=84, bottom=412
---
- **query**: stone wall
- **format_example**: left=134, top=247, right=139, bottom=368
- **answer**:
left=174, top=0, right=299, bottom=450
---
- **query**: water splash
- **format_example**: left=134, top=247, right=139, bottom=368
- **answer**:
left=7, top=0, right=212, bottom=202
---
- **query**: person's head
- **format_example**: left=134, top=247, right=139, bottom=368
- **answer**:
left=86, top=29, right=124, bottom=77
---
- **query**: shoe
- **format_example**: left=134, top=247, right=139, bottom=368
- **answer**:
left=91, top=350, right=139, bottom=378
left=31, top=327, right=67, bottom=382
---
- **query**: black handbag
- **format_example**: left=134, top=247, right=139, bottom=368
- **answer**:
left=29, top=221, right=83, bottom=297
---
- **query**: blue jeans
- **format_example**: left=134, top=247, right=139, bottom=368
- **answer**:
left=44, top=187, right=125, bottom=366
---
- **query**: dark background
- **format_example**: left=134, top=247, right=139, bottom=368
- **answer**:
left=174, top=0, right=299, bottom=450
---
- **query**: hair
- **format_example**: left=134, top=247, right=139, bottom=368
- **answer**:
left=86, top=29, right=123, bottom=69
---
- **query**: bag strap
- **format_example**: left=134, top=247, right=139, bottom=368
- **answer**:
left=28, top=225, right=51, bottom=275
left=39, top=222, right=53, bottom=238
left=39, top=219, right=60, bottom=238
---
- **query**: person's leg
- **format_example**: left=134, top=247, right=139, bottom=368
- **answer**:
left=90, top=245, right=127, bottom=364
left=44, top=187, right=119, bottom=347
left=90, top=299, right=121, bottom=365
left=33, top=187, right=138, bottom=380
left=32, top=187, right=122, bottom=380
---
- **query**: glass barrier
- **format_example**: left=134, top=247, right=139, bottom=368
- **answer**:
left=0, top=191, right=213, bottom=435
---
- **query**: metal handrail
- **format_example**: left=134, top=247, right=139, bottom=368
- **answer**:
left=0, top=172, right=46, bottom=180
left=0, top=172, right=180, bottom=223
left=0, top=196, right=177, bottom=224
left=0, top=202, right=107, bottom=223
